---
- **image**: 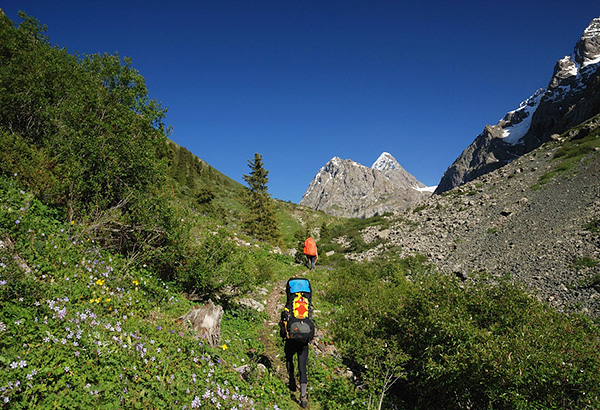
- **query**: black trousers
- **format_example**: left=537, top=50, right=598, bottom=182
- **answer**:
left=285, top=339, right=309, bottom=384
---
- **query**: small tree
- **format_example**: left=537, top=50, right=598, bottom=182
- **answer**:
left=242, top=153, right=281, bottom=243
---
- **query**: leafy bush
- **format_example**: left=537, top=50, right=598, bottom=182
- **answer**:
left=177, top=229, right=253, bottom=300
left=326, top=262, right=600, bottom=409
left=0, top=12, right=176, bottom=269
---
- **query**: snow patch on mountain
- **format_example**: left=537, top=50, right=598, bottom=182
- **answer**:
left=416, top=185, right=437, bottom=193
left=371, top=152, right=398, bottom=171
left=501, top=89, right=544, bottom=145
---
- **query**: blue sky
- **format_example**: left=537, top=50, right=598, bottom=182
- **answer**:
left=3, top=1, right=599, bottom=202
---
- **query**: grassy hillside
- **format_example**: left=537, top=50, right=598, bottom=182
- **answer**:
left=2, top=10, right=600, bottom=410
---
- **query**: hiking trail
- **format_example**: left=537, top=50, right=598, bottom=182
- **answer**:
left=260, top=278, right=289, bottom=380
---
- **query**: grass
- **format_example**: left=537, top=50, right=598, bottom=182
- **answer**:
left=0, top=176, right=363, bottom=409
left=533, top=117, right=600, bottom=189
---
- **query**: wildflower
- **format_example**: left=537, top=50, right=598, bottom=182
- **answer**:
left=0, top=322, right=6, bottom=332
left=190, top=396, right=202, bottom=408
left=221, top=344, right=228, bottom=350
left=70, top=221, right=75, bottom=226
left=95, top=279, right=105, bottom=286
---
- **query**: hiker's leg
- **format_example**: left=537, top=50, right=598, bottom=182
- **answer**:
left=284, top=341, right=296, bottom=390
left=299, top=343, right=309, bottom=407
left=297, top=342, right=309, bottom=384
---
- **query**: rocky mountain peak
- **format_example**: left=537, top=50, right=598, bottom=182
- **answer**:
left=372, top=152, right=399, bottom=172
left=435, top=16, right=600, bottom=194
left=574, top=17, right=600, bottom=67
left=300, top=153, right=429, bottom=218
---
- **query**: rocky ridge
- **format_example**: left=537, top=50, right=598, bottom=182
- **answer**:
left=346, top=117, right=600, bottom=316
left=436, top=17, right=600, bottom=194
left=300, top=153, right=430, bottom=218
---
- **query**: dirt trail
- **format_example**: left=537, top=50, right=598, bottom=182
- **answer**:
left=260, top=278, right=288, bottom=379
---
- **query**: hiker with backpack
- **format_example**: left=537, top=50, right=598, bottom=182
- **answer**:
left=280, top=277, right=315, bottom=408
left=303, top=237, right=318, bottom=270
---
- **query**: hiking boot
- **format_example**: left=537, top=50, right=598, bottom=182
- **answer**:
left=300, top=394, right=308, bottom=408
left=288, top=378, right=297, bottom=392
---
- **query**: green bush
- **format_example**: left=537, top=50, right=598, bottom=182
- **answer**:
left=326, top=262, right=600, bottom=409
left=177, top=229, right=253, bottom=299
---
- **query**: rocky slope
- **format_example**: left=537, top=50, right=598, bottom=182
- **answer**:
left=346, top=117, right=600, bottom=316
left=300, top=152, right=430, bottom=218
left=436, top=17, right=600, bottom=194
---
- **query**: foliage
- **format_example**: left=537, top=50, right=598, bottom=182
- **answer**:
left=0, top=12, right=177, bottom=272
left=242, top=153, right=281, bottom=244
left=165, top=141, right=246, bottom=220
left=315, top=215, right=392, bottom=260
left=0, top=177, right=307, bottom=410
left=584, top=218, right=600, bottom=234
left=326, top=261, right=600, bottom=410
left=177, top=228, right=255, bottom=300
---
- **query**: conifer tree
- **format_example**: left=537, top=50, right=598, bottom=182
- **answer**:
left=242, top=153, right=281, bottom=243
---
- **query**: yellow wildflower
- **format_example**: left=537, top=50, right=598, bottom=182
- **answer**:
left=222, top=344, right=228, bottom=350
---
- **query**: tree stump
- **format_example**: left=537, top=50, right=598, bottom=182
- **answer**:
left=177, top=300, right=223, bottom=347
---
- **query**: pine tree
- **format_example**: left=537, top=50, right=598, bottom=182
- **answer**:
left=242, top=153, right=281, bottom=243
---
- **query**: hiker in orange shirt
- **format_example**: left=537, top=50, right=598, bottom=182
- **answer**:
left=303, top=237, right=318, bottom=270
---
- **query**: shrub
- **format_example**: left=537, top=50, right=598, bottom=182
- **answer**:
left=326, top=262, right=600, bottom=410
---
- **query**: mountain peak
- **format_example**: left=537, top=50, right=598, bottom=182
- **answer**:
left=575, top=17, right=600, bottom=67
left=435, top=16, right=600, bottom=194
left=300, top=153, right=429, bottom=218
left=372, top=152, right=399, bottom=171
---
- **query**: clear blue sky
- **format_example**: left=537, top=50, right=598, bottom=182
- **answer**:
left=3, top=1, right=599, bottom=202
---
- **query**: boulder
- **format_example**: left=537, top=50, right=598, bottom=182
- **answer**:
left=177, top=300, right=223, bottom=347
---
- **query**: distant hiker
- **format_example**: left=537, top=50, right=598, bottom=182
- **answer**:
left=280, top=277, right=315, bottom=408
left=303, top=237, right=318, bottom=270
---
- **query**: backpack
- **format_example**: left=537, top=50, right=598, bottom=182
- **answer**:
left=303, top=237, right=317, bottom=257
left=280, top=277, right=315, bottom=343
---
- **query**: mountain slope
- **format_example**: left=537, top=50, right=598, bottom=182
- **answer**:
left=300, top=152, right=429, bottom=218
left=436, top=17, right=600, bottom=194
left=347, top=116, right=600, bottom=315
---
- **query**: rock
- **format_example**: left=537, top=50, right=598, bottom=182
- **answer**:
left=234, top=364, right=267, bottom=381
left=237, top=298, right=265, bottom=312
left=176, top=300, right=223, bottom=348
